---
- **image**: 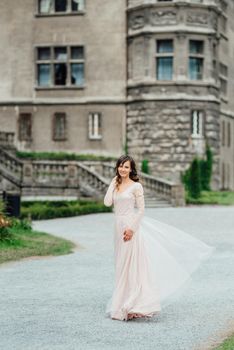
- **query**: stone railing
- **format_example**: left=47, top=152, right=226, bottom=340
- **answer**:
left=0, top=150, right=109, bottom=197
left=22, top=160, right=109, bottom=196
left=0, top=148, right=23, bottom=187
left=0, top=152, right=185, bottom=204
left=77, top=163, right=110, bottom=197
left=84, top=161, right=185, bottom=206
left=0, top=132, right=15, bottom=149
left=140, top=172, right=185, bottom=207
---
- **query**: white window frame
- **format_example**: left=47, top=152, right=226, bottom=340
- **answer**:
left=88, top=113, right=102, bottom=140
left=38, top=0, right=85, bottom=15
left=36, top=45, right=85, bottom=88
left=191, top=110, right=204, bottom=138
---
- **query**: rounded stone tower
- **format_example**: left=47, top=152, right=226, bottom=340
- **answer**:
left=126, top=0, right=228, bottom=188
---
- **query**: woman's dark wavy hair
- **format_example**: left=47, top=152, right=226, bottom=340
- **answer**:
left=114, top=155, right=140, bottom=190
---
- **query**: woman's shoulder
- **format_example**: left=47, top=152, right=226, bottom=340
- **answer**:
left=133, top=181, right=144, bottom=194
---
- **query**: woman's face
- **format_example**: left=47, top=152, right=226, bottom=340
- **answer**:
left=118, top=160, right=131, bottom=179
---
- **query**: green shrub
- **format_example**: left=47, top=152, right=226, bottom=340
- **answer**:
left=189, top=158, right=201, bottom=198
left=20, top=200, right=112, bottom=220
left=16, top=151, right=116, bottom=162
left=201, top=145, right=213, bottom=191
left=141, top=159, right=149, bottom=174
left=181, top=145, right=213, bottom=198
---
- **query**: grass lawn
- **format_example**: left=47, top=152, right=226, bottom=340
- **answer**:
left=0, top=224, right=75, bottom=265
left=214, top=333, right=234, bottom=349
left=186, top=191, right=234, bottom=205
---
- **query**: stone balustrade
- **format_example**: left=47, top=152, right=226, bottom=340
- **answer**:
left=83, top=161, right=185, bottom=206
left=0, top=132, right=15, bottom=148
left=0, top=150, right=184, bottom=205
left=0, top=148, right=23, bottom=186
left=140, top=172, right=185, bottom=206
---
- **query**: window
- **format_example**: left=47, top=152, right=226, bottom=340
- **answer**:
left=191, top=110, right=204, bottom=138
left=155, top=40, right=173, bottom=80
left=53, top=113, right=67, bottom=140
left=222, top=120, right=225, bottom=146
left=88, top=113, right=102, bottom=140
left=219, top=63, right=228, bottom=96
left=38, top=0, right=84, bottom=14
left=220, top=15, right=227, bottom=33
left=36, top=46, right=85, bottom=87
left=227, top=122, right=231, bottom=147
left=19, top=114, right=32, bottom=141
left=189, top=40, right=204, bottom=80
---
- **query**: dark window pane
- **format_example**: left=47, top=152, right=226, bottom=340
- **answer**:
left=39, top=0, right=53, bottom=13
left=71, top=63, right=84, bottom=85
left=189, top=40, right=204, bottom=54
left=157, top=40, right=173, bottom=53
left=19, top=114, right=32, bottom=141
left=189, top=57, right=203, bottom=80
left=71, top=46, right=84, bottom=59
left=38, top=47, right=51, bottom=60
left=54, top=63, right=67, bottom=85
left=38, top=64, right=50, bottom=86
left=156, top=57, right=173, bottom=80
left=55, top=0, right=67, bottom=12
left=72, top=0, right=84, bottom=11
left=54, top=47, right=67, bottom=60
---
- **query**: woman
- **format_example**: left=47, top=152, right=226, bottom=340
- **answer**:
left=104, top=155, right=215, bottom=321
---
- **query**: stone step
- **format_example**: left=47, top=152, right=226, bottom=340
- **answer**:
left=144, top=196, right=172, bottom=208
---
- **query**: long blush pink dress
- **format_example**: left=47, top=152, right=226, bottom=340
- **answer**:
left=104, top=178, right=214, bottom=321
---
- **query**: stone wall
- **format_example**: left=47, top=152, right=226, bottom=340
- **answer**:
left=127, top=100, right=220, bottom=189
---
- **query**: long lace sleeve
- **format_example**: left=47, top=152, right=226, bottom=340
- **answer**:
left=130, top=183, right=145, bottom=233
left=104, top=177, right=116, bottom=207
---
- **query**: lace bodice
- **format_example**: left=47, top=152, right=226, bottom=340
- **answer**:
left=104, top=178, right=145, bottom=233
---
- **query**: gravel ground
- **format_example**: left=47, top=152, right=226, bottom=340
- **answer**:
left=0, top=206, right=234, bottom=350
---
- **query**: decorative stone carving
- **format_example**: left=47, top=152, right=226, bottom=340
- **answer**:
left=129, top=14, right=145, bottom=30
left=210, top=13, right=218, bottom=30
left=187, top=12, right=208, bottom=26
left=150, top=10, right=177, bottom=26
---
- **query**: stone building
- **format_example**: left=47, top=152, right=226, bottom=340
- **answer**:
left=127, top=0, right=234, bottom=190
left=0, top=0, right=234, bottom=190
left=0, top=0, right=126, bottom=156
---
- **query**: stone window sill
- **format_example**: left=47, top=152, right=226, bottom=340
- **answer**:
left=89, top=136, right=102, bottom=141
left=35, top=85, right=85, bottom=91
left=35, top=11, right=85, bottom=18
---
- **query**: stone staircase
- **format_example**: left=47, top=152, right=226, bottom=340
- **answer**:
left=144, top=191, right=172, bottom=208
left=0, top=132, right=185, bottom=207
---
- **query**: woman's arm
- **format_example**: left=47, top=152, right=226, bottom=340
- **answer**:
left=103, top=177, right=116, bottom=207
left=129, top=182, right=145, bottom=233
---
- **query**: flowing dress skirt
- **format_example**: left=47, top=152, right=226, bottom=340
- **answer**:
left=106, top=214, right=215, bottom=321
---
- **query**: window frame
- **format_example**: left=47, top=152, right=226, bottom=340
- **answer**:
left=191, top=110, right=204, bottom=139
left=37, top=0, right=85, bottom=16
left=88, top=113, right=102, bottom=140
left=155, top=39, right=174, bottom=81
left=36, top=45, right=85, bottom=89
left=188, top=40, right=204, bottom=81
left=219, top=62, right=228, bottom=98
left=53, top=112, right=67, bottom=141
left=18, top=113, right=32, bottom=142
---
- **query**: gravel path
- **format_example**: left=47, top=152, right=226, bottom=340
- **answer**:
left=0, top=207, right=234, bottom=350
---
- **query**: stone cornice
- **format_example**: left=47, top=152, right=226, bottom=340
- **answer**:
left=127, top=94, right=220, bottom=103
left=220, top=109, right=234, bottom=119
left=128, top=25, right=216, bottom=38
left=127, top=80, right=219, bottom=89
left=0, top=98, right=126, bottom=106
left=127, top=1, right=221, bottom=14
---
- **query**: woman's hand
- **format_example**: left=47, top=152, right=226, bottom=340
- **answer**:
left=123, top=229, right=134, bottom=242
